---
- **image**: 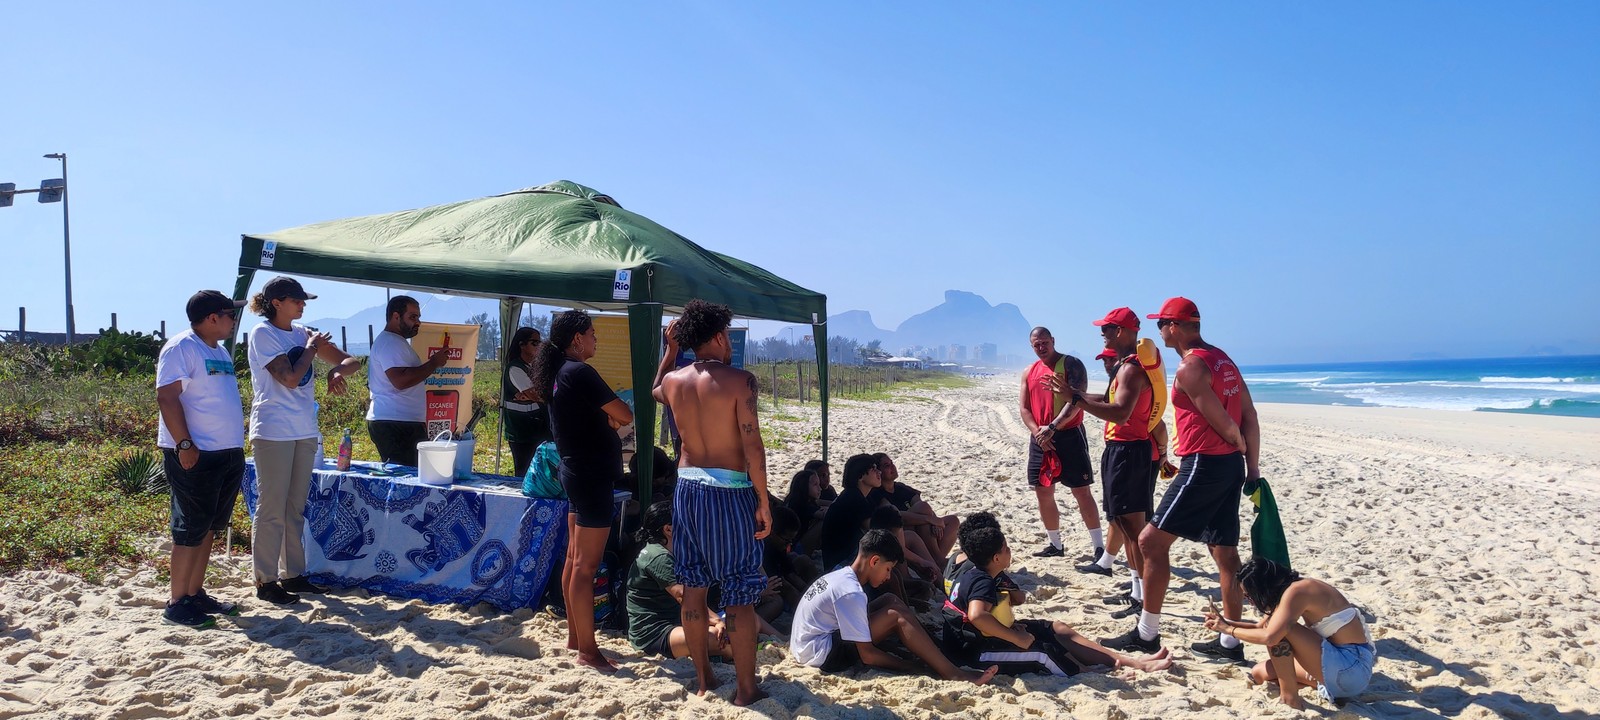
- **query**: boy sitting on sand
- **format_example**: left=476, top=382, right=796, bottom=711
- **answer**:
left=944, top=526, right=1174, bottom=676
left=791, top=530, right=999, bottom=685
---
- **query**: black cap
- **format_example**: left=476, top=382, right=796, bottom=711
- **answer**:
left=263, top=276, right=318, bottom=302
left=186, top=290, right=247, bottom=323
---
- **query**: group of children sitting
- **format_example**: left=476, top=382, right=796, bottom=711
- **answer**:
left=623, top=452, right=1174, bottom=680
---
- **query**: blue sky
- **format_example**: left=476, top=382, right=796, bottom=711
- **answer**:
left=3, top=2, right=1596, bottom=364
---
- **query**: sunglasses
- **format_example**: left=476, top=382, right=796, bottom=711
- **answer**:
left=1099, top=325, right=1121, bottom=335
left=1157, top=319, right=1177, bottom=329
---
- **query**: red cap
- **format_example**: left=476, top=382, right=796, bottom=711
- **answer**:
left=1147, top=297, right=1200, bottom=322
left=1092, top=307, right=1140, bottom=329
left=1095, top=348, right=1118, bottom=360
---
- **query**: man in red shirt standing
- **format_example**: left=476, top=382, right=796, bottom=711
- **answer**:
left=1101, top=298, right=1259, bottom=663
left=1018, top=327, right=1103, bottom=560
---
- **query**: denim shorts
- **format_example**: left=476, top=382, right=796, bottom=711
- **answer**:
left=164, top=448, right=245, bottom=546
left=1318, top=640, right=1376, bottom=701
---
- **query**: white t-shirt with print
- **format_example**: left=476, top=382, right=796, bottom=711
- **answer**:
left=366, top=330, right=425, bottom=422
left=790, top=566, right=874, bottom=667
left=247, top=321, right=320, bottom=441
left=156, top=329, right=246, bottom=451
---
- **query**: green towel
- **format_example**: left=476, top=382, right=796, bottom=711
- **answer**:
left=1243, top=477, right=1290, bottom=568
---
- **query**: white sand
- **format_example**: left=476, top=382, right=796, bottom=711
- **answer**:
left=3, top=377, right=1598, bottom=718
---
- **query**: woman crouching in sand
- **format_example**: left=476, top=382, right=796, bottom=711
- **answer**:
left=1205, top=557, right=1377, bottom=709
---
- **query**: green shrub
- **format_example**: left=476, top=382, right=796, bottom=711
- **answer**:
left=107, top=449, right=167, bottom=495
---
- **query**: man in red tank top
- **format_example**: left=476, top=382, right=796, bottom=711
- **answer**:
left=1018, top=327, right=1102, bottom=559
left=1069, top=309, right=1157, bottom=618
left=1101, top=297, right=1260, bottom=664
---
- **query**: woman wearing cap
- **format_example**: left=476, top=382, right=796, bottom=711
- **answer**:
left=246, top=276, right=362, bottom=605
left=502, top=326, right=552, bottom=479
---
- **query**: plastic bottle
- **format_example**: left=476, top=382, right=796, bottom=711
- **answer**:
left=337, top=428, right=353, bottom=471
left=314, top=435, right=326, bottom=469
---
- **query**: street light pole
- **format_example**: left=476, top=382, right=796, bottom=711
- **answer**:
left=44, top=153, right=74, bottom=342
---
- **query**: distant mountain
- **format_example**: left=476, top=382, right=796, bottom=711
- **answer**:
left=893, top=291, right=1033, bottom=358
left=826, top=310, right=893, bottom=344
left=305, top=295, right=511, bottom=334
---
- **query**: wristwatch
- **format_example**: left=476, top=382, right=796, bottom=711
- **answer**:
left=176, top=439, right=195, bottom=452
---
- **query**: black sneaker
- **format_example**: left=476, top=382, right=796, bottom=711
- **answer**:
left=1101, top=592, right=1137, bottom=606
left=281, top=576, right=326, bottom=594
left=256, top=581, right=302, bottom=606
left=1031, top=545, right=1064, bottom=558
left=1100, top=627, right=1161, bottom=653
left=161, top=597, right=216, bottom=629
left=190, top=590, right=240, bottom=617
left=1110, top=599, right=1144, bottom=619
left=1076, top=561, right=1113, bottom=576
left=1190, top=637, right=1247, bottom=663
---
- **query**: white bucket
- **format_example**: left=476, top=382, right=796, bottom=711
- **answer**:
left=417, top=433, right=458, bottom=486
left=453, top=436, right=476, bottom=480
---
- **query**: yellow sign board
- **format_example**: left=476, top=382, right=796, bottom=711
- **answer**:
left=415, top=321, right=480, bottom=439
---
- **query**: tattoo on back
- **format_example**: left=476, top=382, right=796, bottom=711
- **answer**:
left=745, top=375, right=759, bottom=415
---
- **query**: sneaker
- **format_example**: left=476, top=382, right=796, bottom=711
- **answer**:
left=1190, top=637, right=1247, bottom=663
left=1101, top=592, right=1137, bottom=607
left=1100, top=627, right=1161, bottom=653
left=1031, top=545, right=1064, bottom=558
left=161, top=597, right=217, bottom=629
left=280, top=576, right=326, bottom=594
left=191, top=590, right=240, bottom=617
left=1076, top=561, right=1113, bottom=576
left=256, top=581, right=302, bottom=606
left=1110, top=599, right=1144, bottom=619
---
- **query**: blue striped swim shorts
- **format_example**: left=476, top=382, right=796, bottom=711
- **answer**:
left=672, top=467, right=765, bottom=608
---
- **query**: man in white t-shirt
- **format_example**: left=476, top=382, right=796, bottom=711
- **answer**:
left=155, top=290, right=248, bottom=629
left=365, top=295, right=448, bottom=466
left=790, top=530, right=998, bottom=685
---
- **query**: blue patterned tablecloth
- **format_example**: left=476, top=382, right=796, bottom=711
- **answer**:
left=242, top=460, right=626, bottom=611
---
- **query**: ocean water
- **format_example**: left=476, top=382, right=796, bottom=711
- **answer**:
left=1241, top=355, right=1600, bottom=418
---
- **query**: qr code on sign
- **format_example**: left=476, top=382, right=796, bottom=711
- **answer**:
left=427, top=420, right=453, bottom=440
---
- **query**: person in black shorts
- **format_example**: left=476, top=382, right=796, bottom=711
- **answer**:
left=1101, top=297, right=1260, bottom=662
left=536, top=309, right=635, bottom=672
left=1069, top=308, right=1159, bottom=617
left=1020, top=327, right=1102, bottom=559
left=943, top=526, right=1173, bottom=676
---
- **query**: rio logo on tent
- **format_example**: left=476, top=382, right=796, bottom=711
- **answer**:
left=260, top=241, right=277, bottom=268
left=612, top=269, right=631, bottom=300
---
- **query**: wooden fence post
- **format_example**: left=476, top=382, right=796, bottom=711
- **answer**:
left=159, top=320, right=166, bottom=339
left=798, top=363, right=805, bottom=403
left=771, top=363, right=779, bottom=409
left=367, top=324, right=374, bottom=351
left=110, top=313, right=118, bottom=331
left=341, top=326, right=348, bottom=352
left=17, top=307, right=24, bottom=342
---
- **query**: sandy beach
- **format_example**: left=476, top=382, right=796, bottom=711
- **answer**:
left=3, top=376, right=1598, bottom=719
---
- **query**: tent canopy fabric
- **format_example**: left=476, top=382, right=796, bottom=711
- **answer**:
left=232, top=181, right=830, bottom=496
left=237, top=180, right=825, bottom=324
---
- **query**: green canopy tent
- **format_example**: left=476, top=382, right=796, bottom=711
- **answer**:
left=231, top=180, right=829, bottom=499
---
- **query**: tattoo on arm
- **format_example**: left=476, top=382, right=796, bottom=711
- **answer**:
left=1270, top=640, right=1293, bottom=658
left=741, top=423, right=755, bottom=435
left=685, top=609, right=704, bottom=622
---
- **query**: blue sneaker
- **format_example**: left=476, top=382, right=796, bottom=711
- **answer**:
left=191, top=590, right=240, bottom=617
left=161, top=596, right=216, bottom=629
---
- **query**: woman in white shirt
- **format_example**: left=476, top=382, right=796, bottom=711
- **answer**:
left=246, top=277, right=362, bottom=606
left=502, top=326, right=552, bottom=478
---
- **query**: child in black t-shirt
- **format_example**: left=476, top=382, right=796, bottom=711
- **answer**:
left=943, top=526, right=1174, bottom=677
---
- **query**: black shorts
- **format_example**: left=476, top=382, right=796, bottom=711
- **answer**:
left=1026, top=425, right=1094, bottom=489
left=164, top=448, right=244, bottom=547
left=1101, top=439, right=1155, bottom=518
left=560, top=466, right=618, bottom=529
left=964, top=619, right=1083, bottom=677
left=641, top=627, right=676, bottom=658
left=1151, top=452, right=1245, bottom=546
left=367, top=420, right=427, bottom=466
left=822, top=629, right=861, bottom=671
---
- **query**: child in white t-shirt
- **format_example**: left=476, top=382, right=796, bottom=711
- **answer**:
left=790, top=530, right=998, bottom=685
